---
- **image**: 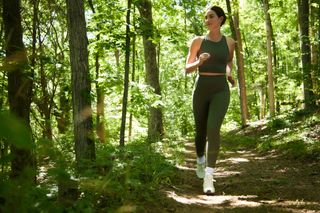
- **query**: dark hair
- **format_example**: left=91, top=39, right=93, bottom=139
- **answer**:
left=210, top=6, right=226, bottom=26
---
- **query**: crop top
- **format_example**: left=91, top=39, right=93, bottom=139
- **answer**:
left=197, top=35, right=229, bottom=74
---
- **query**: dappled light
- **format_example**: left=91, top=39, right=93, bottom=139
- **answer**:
left=162, top=136, right=320, bottom=212
left=166, top=190, right=320, bottom=211
left=219, top=157, right=250, bottom=164
left=166, top=191, right=260, bottom=207
left=0, top=0, right=319, bottom=211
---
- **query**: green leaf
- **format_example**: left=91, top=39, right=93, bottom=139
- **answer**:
left=0, top=111, right=33, bottom=150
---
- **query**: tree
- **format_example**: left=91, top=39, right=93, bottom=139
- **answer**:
left=136, top=0, right=164, bottom=142
left=310, top=0, right=319, bottom=102
left=262, top=0, right=276, bottom=117
left=120, top=0, right=132, bottom=146
left=2, top=0, right=35, bottom=180
left=226, top=0, right=249, bottom=127
left=66, top=0, right=95, bottom=169
left=298, top=0, right=316, bottom=108
left=88, top=0, right=106, bottom=143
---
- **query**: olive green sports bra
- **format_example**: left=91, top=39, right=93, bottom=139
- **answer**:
left=198, top=35, right=229, bottom=74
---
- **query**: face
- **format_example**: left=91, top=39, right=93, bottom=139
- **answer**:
left=204, top=10, right=223, bottom=28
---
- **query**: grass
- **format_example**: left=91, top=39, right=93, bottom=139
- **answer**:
left=222, top=108, right=320, bottom=160
left=1, top=109, right=319, bottom=212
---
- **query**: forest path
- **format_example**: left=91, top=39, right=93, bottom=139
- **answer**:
left=154, top=141, right=320, bottom=213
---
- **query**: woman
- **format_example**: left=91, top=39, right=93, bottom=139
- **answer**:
left=185, top=5, right=236, bottom=194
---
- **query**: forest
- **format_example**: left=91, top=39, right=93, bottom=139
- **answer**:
left=0, top=0, right=319, bottom=212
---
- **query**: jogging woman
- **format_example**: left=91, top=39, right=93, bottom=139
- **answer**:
left=185, top=5, right=236, bottom=194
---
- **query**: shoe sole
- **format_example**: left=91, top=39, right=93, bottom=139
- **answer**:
left=204, top=190, right=215, bottom=195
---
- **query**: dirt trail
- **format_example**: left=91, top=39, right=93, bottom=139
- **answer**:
left=155, top=141, right=320, bottom=213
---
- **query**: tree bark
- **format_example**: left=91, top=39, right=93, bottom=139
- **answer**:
left=136, top=0, right=164, bottom=142
left=3, top=0, right=35, bottom=179
left=66, top=0, right=95, bottom=169
left=262, top=0, right=276, bottom=117
left=88, top=0, right=106, bottom=143
left=310, top=1, right=319, bottom=102
left=298, top=0, right=316, bottom=108
left=226, top=0, right=249, bottom=127
left=120, top=0, right=132, bottom=146
left=129, top=7, right=137, bottom=142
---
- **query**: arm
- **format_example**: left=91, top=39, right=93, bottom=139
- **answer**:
left=226, top=37, right=236, bottom=86
left=185, top=37, right=209, bottom=74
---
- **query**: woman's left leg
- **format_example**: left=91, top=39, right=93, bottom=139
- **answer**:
left=206, top=89, right=230, bottom=167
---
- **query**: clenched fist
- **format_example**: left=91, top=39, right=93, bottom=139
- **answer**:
left=199, top=52, right=210, bottom=64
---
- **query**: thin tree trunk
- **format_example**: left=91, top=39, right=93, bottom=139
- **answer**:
left=57, top=85, right=71, bottom=133
left=38, top=23, right=53, bottom=140
left=226, top=0, right=249, bottom=127
left=96, top=54, right=105, bottom=143
left=120, top=0, right=132, bottom=147
left=298, top=0, right=315, bottom=108
left=262, top=0, right=276, bottom=117
left=88, top=0, right=106, bottom=143
left=3, top=0, right=35, bottom=179
left=66, top=0, right=95, bottom=169
left=129, top=6, right=137, bottom=142
left=318, top=1, right=320, bottom=100
left=259, top=85, right=266, bottom=119
left=310, top=1, right=319, bottom=101
left=136, top=0, right=164, bottom=142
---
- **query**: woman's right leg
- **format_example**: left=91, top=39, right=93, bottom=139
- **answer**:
left=192, top=89, right=209, bottom=158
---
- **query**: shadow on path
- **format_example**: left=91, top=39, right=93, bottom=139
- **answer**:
left=155, top=141, right=320, bottom=213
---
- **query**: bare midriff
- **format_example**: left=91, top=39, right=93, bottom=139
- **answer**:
left=199, top=72, right=225, bottom=76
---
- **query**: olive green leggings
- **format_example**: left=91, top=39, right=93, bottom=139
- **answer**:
left=192, top=75, right=230, bottom=168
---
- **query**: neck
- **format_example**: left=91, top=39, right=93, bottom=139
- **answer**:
left=207, top=30, right=222, bottom=41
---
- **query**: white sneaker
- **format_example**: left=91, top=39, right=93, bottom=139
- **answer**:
left=196, top=162, right=205, bottom=178
left=203, top=173, right=215, bottom=195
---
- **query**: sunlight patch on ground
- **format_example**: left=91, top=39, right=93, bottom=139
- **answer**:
left=219, top=157, right=250, bottom=164
left=176, top=164, right=196, bottom=171
left=184, top=157, right=196, bottom=162
left=260, top=199, right=320, bottom=212
left=166, top=191, right=320, bottom=211
left=116, top=204, right=137, bottom=213
left=166, top=191, right=260, bottom=207
left=214, top=170, right=242, bottom=177
left=183, top=149, right=195, bottom=154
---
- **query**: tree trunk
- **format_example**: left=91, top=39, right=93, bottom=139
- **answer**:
left=96, top=55, right=106, bottom=143
left=262, top=0, right=276, bottom=117
left=3, top=0, right=35, bottom=179
left=298, top=0, right=316, bottom=108
left=136, top=0, right=164, bottom=142
left=310, top=1, right=319, bottom=102
left=129, top=6, right=137, bottom=142
left=120, top=0, right=132, bottom=146
left=259, top=85, right=266, bottom=119
left=57, top=85, right=71, bottom=134
left=88, top=0, right=106, bottom=143
left=38, top=25, right=53, bottom=140
left=66, top=0, right=95, bottom=169
left=226, top=0, right=249, bottom=127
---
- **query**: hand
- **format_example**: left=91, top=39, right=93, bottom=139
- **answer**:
left=227, top=75, right=236, bottom=87
left=199, top=52, right=210, bottom=64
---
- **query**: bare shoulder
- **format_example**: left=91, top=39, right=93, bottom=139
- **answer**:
left=190, top=36, right=204, bottom=47
left=225, top=36, right=236, bottom=46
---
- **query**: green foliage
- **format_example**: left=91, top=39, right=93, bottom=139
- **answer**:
left=267, top=117, right=289, bottom=131
left=0, top=111, right=33, bottom=150
left=0, top=0, right=319, bottom=211
left=256, top=110, right=320, bottom=159
left=223, top=109, right=320, bottom=160
left=73, top=139, right=179, bottom=211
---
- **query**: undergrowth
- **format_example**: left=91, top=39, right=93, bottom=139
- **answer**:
left=0, top=138, right=182, bottom=212
left=1, top=109, right=318, bottom=212
left=222, top=108, right=320, bottom=160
